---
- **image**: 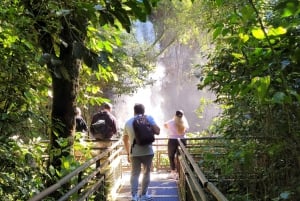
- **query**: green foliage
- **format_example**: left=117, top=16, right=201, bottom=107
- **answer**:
left=0, top=2, right=53, bottom=200
left=0, top=0, right=51, bottom=139
left=196, top=0, right=300, bottom=199
left=0, top=137, right=51, bottom=200
left=1, top=0, right=160, bottom=200
left=77, top=26, right=158, bottom=108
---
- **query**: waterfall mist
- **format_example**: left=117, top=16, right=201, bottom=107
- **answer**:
left=114, top=21, right=220, bottom=136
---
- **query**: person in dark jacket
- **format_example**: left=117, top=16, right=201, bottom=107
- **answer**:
left=90, top=102, right=117, bottom=140
left=75, top=107, right=88, bottom=133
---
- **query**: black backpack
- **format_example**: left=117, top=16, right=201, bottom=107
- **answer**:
left=90, top=111, right=114, bottom=140
left=75, top=117, right=88, bottom=132
left=133, top=115, right=155, bottom=145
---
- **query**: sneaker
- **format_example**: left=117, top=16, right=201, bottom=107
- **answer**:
left=173, top=172, right=178, bottom=180
left=167, top=173, right=174, bottom=179
left=167, top=172, right=178, bottom=180
left=140, top=194, right=153, bottom=201
left=131, top=194, right=139, bottom=201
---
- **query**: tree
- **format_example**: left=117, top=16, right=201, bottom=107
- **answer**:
left=1, top=0, right=159, bottom=199
left=197, top=0, right=300, bottom=199
left=20, top=0, right=157, bottom=170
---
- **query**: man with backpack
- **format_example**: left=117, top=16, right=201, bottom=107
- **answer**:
left=90, top=102, right=117, bottom=140
left=123, top=103, right=160, bottom=201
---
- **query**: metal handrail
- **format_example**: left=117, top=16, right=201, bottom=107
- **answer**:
left=29, top=138, right=123, bottom=201
left=178, top=138, right=228, bottom=201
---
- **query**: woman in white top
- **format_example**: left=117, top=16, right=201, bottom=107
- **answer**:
left=164, top=110, right=189, bottom=179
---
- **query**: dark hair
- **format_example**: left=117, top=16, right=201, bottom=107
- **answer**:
left=134, top=103, right=145, bottom=115
left=175, top=110, right=184, bottom=118
left=103, top=102, right=112, bottom=110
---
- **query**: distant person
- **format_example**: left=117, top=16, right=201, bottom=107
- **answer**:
left=90, top=102, right=117, bottom=140
left=75, top=107, right=88, bottom=134
left=123, top=103, right=160, bottom=201
left=164, top=110, right=189, bottom=180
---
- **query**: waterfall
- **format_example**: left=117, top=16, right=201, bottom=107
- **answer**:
left=114, top=20, right=220, bottom=136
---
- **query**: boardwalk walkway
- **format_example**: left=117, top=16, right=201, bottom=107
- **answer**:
left=114, top=172, right=180, bottom=201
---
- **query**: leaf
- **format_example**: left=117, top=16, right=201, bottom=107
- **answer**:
left=289, top=90, right=300, bottom=102
left=213, top=26, right=223, bottom=39
left=49, top=165, right=56, bottom=176
left=1, top=113, right=9, bottom=120
left=63, top=160, right=70, bottom=169
left=89, top=85, right=100, bottom=94
left=215, top=0, right=223, bottom=6
left=240, top=5, right=255, bottom=22
left=103, top=41, right=113, bottom=53
left=111, top=72, right=118, bottom=81
left=282, top=8, right=293, bottom=17
left=252, top=28, right=265, bottom=39
left=143, top=0, right=152, bottom=15
left=239, top=33, right=249, bottom=43
left=281, top=2, right=298, bottom=18
left=112, top=9, right=131, bottom=32
left=268, top=27, right=287, bottom=36
left=125, top=1, right=147, bottom=22
left=250, top=76, right=270, bottom=103
left=232, top=52, right=243, bottom=59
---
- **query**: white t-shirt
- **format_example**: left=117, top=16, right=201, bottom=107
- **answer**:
left=165, top=119, right=186, bottom=139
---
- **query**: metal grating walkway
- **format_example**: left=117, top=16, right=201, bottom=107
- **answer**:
left=113, top=172, right=180, bottom=201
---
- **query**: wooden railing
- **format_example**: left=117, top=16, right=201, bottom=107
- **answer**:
left=124, top=137, right=229, bottom=200
left=177, top=137, right=228, bottom=201
left=29, top=137, right=229, bottom=201
left=29, top=138, right=124, bottom=201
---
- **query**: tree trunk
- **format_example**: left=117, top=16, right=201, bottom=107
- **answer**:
left=25, top=0, right=84, bottom=171
left=50, top=68, right=79, bottom=168
left=49, top=30, right=81, bottom=169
